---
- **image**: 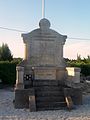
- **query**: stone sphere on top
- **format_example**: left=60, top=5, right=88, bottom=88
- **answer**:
left=39, top=18, right=51, bottom=30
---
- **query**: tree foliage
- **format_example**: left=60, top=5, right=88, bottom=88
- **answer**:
left=0, top=59, right=22, bottom=85
left=0, top=43, right=13, bottom=61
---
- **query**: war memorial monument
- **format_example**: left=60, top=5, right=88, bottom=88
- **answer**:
left=14, top=1, right=82, bottom=111
left=14, top=18, right=82, bottom=111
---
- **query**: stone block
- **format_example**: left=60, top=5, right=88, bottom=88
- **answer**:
left=33, top=80, right=59, bottom=86
left=36, top=96, right=65, bottom=103
left=63, top=88, right=72, bottom=97
left=63, top=88, right=82, bottom=105
left=29, top=96, right=36, bottom=112
left=66, top=67, right=81, bottom=83
left=14, top=88, right=36, bottom=109
left=56, top=67, right=67, bottom=80
left=15, top=83, right=24, bottom=89
left=72, top=88, right=82, bottom=105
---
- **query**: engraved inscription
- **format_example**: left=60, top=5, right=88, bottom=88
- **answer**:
left=30, top=38, right=55, bottom=65
left=34, top=69, right=56, bottom=80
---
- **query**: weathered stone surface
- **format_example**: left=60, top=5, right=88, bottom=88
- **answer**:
left=15, top=18, right=82, bottom=111
left=65, top=96, right=73, bottom=111
left=63, top=88, right=82, bottom=105
left=22, top=18, right=67, bottom=67
left=16, top=18, right=67, bottom=88
left=15, top=66, right=24, bottom=89
left=66, top=67, right=81, bottom=83
left=29, top=95, right=36, bottom=112
left=56, top=67, right=67, bottom=80
left=36, top=96, right=65, bottom=102
left=34, top=80, right=66, bottom=110
left=34, top=67, right=67, bottom=81
left=34, top=67, right=56, bottom=80
left=33, top=80, right=59, bottom=86
left=15, top=88, right=35, bottom=109
left=71, top=88, right=82, bottom=105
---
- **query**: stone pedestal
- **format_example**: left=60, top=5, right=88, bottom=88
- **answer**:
left=15, top=66, right=24, bottom=89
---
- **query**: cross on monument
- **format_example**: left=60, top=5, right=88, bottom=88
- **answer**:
left=42, top=0, right=45, bottom=18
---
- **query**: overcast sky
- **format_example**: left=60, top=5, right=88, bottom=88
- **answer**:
left=0, top=0, right=90, bottom=59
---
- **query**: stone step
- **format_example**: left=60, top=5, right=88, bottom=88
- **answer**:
left=36, top=101, right=66, bottom=109
left=36, top=96, right=65, bottom=102
left=35, top=91, right=64, bottom=97
left=33, top=80, right=67, bottom=111
left=33, top=80, right=59, bottom=86
left=37, top=106, right=66, bottom=111
left=34, top=86, right=63, bottom=91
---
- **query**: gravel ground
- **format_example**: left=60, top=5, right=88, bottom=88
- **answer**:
left=0, top=89, right=90, bottom=120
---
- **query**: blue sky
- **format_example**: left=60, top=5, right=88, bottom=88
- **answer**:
left=0, top=0, right=90, bottom=59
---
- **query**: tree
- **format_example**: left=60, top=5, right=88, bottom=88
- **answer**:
left=87, top=55, right=90, bottom=60
left=77, top=54, right=81, bottom=61
left=0, top=43, right=13, bottom=61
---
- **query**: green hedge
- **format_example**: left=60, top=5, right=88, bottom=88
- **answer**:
left=0, top=60, right=90, bottom=85
left=0, top=61, right=17, bottom=85
left=80, top=64, right=90, bottom=76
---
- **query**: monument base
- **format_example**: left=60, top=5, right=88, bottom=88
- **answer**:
left=34, top=66, right=67, bottom=81
left=14, top=88, right=36, bottom=112
left=15, top=83, right=24, bottom=90
left=64, top=88, right=82, bottom=105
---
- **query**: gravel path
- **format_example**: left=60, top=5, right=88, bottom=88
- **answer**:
left=0, top=89, right=90, bottom=120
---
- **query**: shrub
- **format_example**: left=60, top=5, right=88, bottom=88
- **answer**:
left=0, top=61, right=17, bottom=85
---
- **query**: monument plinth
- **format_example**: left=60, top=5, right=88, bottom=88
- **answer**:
left=15, top=18, right=82, bottom=111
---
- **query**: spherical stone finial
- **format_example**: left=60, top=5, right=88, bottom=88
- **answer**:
left=39, top=18, right=51, bottom=30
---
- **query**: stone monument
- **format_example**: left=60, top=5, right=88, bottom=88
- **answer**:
left=14, top=18, right=82, bottom=111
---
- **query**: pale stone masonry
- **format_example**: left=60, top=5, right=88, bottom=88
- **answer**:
left=16, top=66, right=24, bottom=89
left=15, top=18, right=82, bottom=111
left=15, top=18, right=68, bottom=84
left=66, top=67, right=81, bottom=83
left=22, top=18, right=67, bottom=67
